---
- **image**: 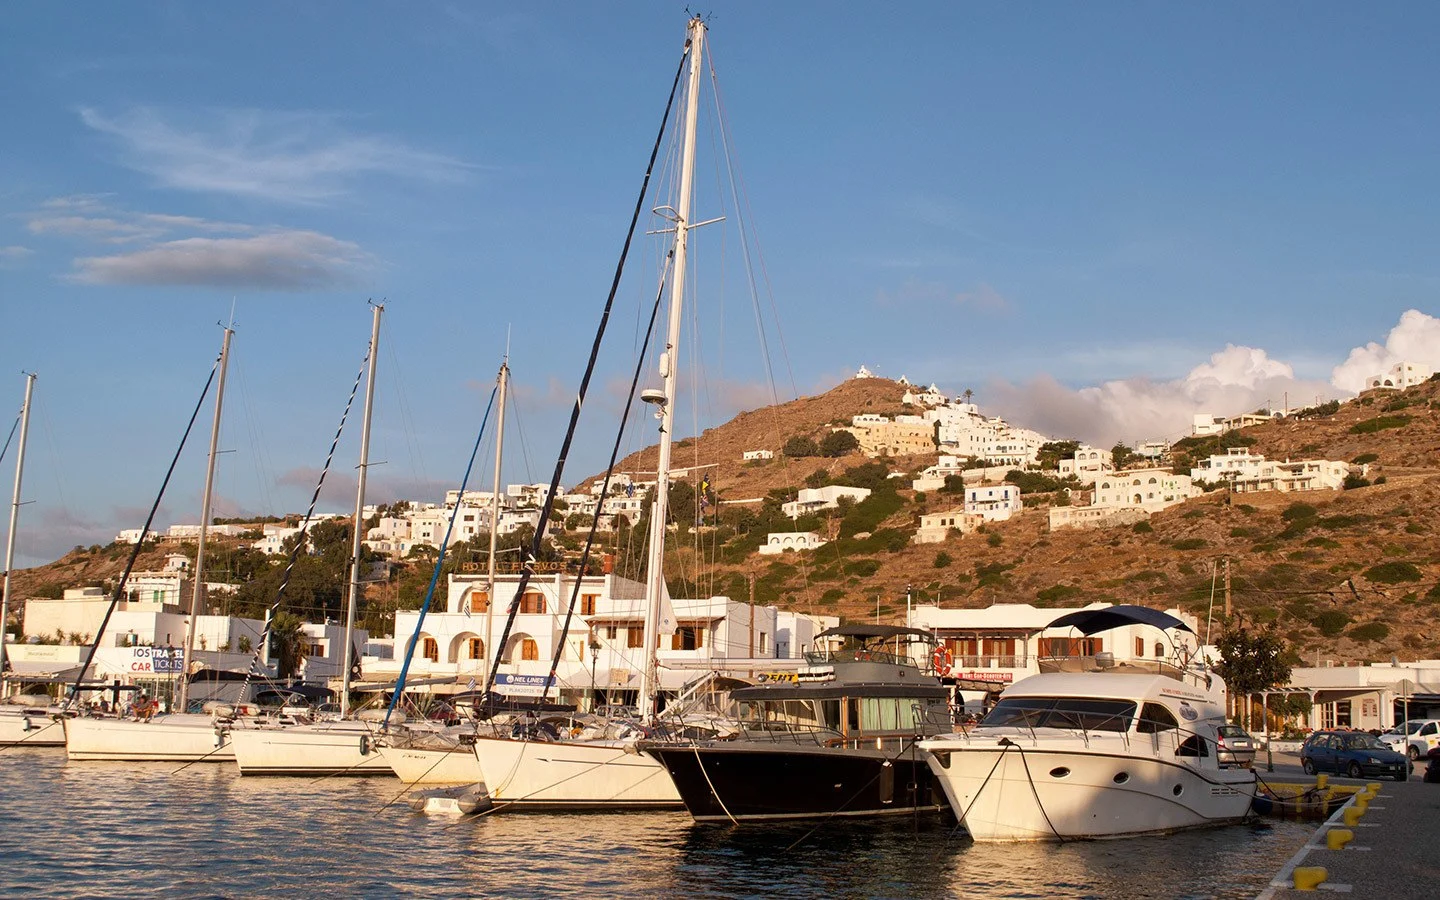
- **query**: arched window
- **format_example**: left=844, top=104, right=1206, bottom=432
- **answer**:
left=1148, top=477, right=1157, bottom=484
left=1100, top=482, right=1111, bottom=490
left=1154, top=641, right=1165, bottom=658
left=468, top=637, right=485, bottom=659
left=422, top=637, right=439, bottom=662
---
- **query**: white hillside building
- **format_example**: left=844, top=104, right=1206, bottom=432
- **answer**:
left=742, top=449, right=774, bottom=461
left=1367, top=361, right=1432, bottom=390
left=913, top=508, right=984, bottom=544
left=965, top=484, right=1022, bottom=521
left=759, top=532, right=827, bottom=555
left=781, top=485, right=872, bottom=518
left=1050, top=468, right=1198, bottom=532
left=1192, top=449, right=1350, bottom=494
left=1058, top=446, right=1114, bottom=485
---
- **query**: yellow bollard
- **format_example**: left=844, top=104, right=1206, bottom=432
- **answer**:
left=1316, top=774, right=1329, bottom=790
left=1293, top=867, right=1328, bottom=891
left=1366, top=782, right=1382, bottom=794
left=1326, top=828, right=1354, bottom=850
left=1355, top=795, right=1370, bottom=813
left=1343, top=805, right=1365, bottom=827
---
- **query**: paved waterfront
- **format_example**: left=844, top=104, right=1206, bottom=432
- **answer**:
left=1257, top=756, right=1438, bottom=899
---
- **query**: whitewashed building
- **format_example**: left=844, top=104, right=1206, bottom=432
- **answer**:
left=1367, top=361, right=1433, bottom=391
left=781, top=485, right=872, bottom=518
left=742, top=449, right=774, bottom=461
left=912, top=508, right=984, bottom=544
left=1058, top=446, right=1114, bottom=485
left=758, top=531, right=827, bottom=555
left=965, top=484, right=1022, bottom=522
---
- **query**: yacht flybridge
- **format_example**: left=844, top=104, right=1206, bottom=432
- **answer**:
left=919, top=605, right=1257, bottom=841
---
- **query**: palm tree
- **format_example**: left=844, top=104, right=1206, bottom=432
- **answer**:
left=269, top=611, right=310, bottom=680
left=962, top=388, right=974, bottom=405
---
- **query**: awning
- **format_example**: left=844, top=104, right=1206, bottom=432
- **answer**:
left=4, top=662, right=84, bottom=680
left=1047, top=605, right=1194, bottom=635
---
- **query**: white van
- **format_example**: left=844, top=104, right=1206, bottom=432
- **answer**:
left=1379, top=719, right=1440, bottom=760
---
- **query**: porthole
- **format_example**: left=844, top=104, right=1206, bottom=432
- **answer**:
left=1113, top=772, right=1130, bottom=784
left=1049, top=767, right=1071, bottom=779
left=1173, top=784, right=1184, bottom=796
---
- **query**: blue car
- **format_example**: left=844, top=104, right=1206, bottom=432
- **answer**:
left=1301, top=730, right=1410, bottom=781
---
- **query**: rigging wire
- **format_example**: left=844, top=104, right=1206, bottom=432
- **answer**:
left=0, top=412, right=18, bottom=470
left=383, top=382, right=498, bottom=728
left=383, top=322, right=433, bottom=502
left=483, top=41, right=693, bottom=705
left=540, top=254, right=671, bottom=705
left=64, top=358, right=218, bottom=709
left=236, top=348, right=370, bottom=696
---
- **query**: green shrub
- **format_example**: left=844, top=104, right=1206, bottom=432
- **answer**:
left=1351, top=452, right=1378, bottom=465
left=1343, top=474, right=1371, bottom=490
left=1172, top=538, right=1208, bottom=551
left=844, top=559, right=881, bottom=577
left=1347, top=622, right=1389, bottom=642
left=1404, top=523, right=1426, bottom=535
left=819, top=588, right=844, bottom=605
left=1364, top=561, right=1422, bottom=583
left=1036, top=584, right=1082, bottom=606
left=933, top=551, right=952, bottom=568
left=1182, top=509, right=1206, bottom=519
left=783, top=435, right=820, bottom=457
left=1282, top=502, right=1318, bottom=521
left=1132, top=521, right=1154, bottom=534
left=975, top=562, right=1013, bottom=588
left=986, top=533, right=1002, bottom=547
left=1312, top=610, right=1351, bottom=636
left=1349, top=415, right=1412, bottom=434
left=1229, top=526, right=1259, bottom=539
left=1305, top=536, right=1341, bottom=549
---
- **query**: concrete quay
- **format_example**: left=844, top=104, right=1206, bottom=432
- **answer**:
left=1256, top=774, right=1438, bottom=899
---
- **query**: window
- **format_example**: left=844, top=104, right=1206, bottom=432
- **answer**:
left=308, top=643, right=325, bottom=658
left=1154, top=641, right=1164, bottom=658
left=1136, top=702, right=1178, bottom=733
left=520, top=592, right=546, bottom=614
left=671, top=625, right=704, bottom=650
left=758, top=633, right=769, bottom=654
left=605, top=625, right=618, bottom=640
left=1135, top=637, right=1145, bottom=658
left=581, top=594, right=599, bottom=615
left=521, top=638, right=538, bottom=661
left=468, top=638, right=484, bottom=659
left=983, top=697, right=1136, bottom=732
left=627, top=627, right=644, bottom=649
left=422, top=637, right=439, bottom=662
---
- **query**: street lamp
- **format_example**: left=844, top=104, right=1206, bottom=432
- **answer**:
left=589, top=638, right=602, bottom=713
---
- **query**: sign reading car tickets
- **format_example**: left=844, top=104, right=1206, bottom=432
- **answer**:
left=128, top=646, right=185, bottom=674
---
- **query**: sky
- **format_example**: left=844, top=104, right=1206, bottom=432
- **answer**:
left=3, top=3, right=1439, bottom=568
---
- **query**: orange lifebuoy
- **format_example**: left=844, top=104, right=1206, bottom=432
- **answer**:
left=933, top=646, right=954, bottom=677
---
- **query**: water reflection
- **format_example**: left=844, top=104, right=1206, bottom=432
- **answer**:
left=0, top=749, right=1307, bottom=899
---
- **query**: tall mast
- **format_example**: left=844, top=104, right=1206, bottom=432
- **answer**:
left=637, top=15, right=705, bottom=723
left=483, top=357, right=508, bottom=673
left=178, top=328, right=232, bottom=712
left=0, top=373, right=36, bottom=686
left=341, top=303, right=383, bottom=717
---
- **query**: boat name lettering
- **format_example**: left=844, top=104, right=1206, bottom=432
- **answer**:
left=756, top=672, right=798, bottom=684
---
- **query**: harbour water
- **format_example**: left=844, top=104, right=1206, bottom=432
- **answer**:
left=0, top=748, right=1311, bottom=898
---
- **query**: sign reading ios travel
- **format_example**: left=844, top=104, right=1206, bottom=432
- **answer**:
left=494, top=673, right=558, bottom=697
left=128, top=647, right=184, bottom=674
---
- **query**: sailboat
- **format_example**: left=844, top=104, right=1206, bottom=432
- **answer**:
left=466, top=16, right=713, bottom=811
left=0, top=374, right=66, bottom=748
left=229, top=304, right=398, bottom=776
left=65, top=328, right=242, bottom=762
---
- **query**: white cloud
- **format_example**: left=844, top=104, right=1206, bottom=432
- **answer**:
left=876, top=279, right=1011, bottom=313
left=80, top=106, right=473, bottom=204
left=1331, top=309, right=1440, bottom=393
left=28, top=215, right=157, bottom=243
left=986, top=344, right=1337, bottom=446
left=0, top=245, right=35, bottom=267
left=71, top=231, right=366, bottom=290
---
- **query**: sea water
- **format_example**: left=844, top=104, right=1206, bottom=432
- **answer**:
left=0, top=748, right=1311, bottom=898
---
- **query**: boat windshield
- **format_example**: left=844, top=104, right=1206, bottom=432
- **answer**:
left=982, top=696, right=1137, bottom=733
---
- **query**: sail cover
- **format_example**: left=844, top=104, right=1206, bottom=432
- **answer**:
left=1046, top=605, right=1194, bottom=635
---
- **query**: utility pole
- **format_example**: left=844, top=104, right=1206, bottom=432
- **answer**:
left=1223, top=558, right=1232, bottom=619
left=748, top=570, right=756, bottom=678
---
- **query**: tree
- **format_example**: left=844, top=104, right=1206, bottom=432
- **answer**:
left=269, top=611, right=310, bottom=680
left=783, top=435, right=820, bottom=457
left=819, top=430, right=860, bottom=457
left=1111, top=442, right=1139, bottom=470
left=1213, top=625, right=1291, bottom=728
left=1036, top=440, right=1081, bottom=471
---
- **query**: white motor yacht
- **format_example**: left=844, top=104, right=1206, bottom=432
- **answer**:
left=0, top=701, right=67, bottom=747
left=920, top=606, right=1256, bottom=841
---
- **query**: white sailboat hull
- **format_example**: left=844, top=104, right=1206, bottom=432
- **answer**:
left=0, top=708, right=67, bottom=747
left=382, top=746, right=484, bottom=785
left=922, top=737, right=1257, bottom=842
left=472, top=735, right=681, bottom=810
left=65, top=714, right=234, bottom=762
left=230, top=721, right=393, bottom=777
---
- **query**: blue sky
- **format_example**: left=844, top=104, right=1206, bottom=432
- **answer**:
left=3, top=3, right=1439, bottom=567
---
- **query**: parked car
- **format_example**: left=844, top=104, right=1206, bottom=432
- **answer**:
left=1216, top=724, right=1256, bottom=768
left=1378, top=719, right=1440, bottom=761
left=1301, top=730, right=1410, bottom=780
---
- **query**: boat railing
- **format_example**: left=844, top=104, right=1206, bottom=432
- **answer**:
left=951, top=654, right=1028, bottom=669
left=804, top=648, right=920, bottom=668
left=733, top=719, right=839, bottom=747
left=1036, top=653, right=1208, bottom=688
